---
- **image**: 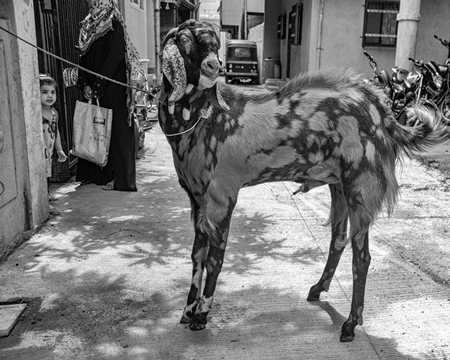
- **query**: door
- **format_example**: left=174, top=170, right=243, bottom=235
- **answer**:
left=34, top=0, right=89, bottom=181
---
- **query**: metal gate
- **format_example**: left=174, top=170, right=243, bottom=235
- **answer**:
left=34, top=0, right=89, bottom=181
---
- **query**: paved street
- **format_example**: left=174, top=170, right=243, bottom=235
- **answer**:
left=0, top=120, right=449, bottom=359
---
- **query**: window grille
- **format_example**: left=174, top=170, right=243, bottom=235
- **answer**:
left=362, top=0, right=399, bottom=47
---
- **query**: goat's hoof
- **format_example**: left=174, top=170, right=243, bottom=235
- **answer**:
left=307, top=285, right=321, bottom=301
left=180, top=315, right=192, bottom=324
left=340, top=321, right=356, bottom=342
left=189, top=321, right=206, bottom=331
left=188, top=313, right=207, bottom=331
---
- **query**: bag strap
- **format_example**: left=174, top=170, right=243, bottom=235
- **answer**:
left=87, top=98, right=101, bottom=107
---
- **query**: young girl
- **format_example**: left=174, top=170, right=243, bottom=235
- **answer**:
left=39, top=74, right=67, bottom=214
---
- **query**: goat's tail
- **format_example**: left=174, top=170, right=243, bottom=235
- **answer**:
left=387, top=103, right=448, bottom=157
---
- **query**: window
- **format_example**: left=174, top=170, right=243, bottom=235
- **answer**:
left=277, top=14, right=286, bottom=40
left=362, top=0, right=399, bottom=47
left=227, top=47, right=257, bottom=61
left=130, top=0, right=144, bottom=10
left=288, top=4, right=303, bottom=45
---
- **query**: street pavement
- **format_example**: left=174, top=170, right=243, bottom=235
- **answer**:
left=0, top=119, right=449, bottom=360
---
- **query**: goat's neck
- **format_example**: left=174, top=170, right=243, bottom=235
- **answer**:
left=158, top=91, right=212, bottom=137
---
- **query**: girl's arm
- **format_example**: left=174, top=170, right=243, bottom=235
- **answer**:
left=55, top=129, right=67, bottom=162
left=53, top=111, right=67, bottom=162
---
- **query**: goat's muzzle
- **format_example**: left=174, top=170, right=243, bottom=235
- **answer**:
left=198, top=53, right=220, bottom=90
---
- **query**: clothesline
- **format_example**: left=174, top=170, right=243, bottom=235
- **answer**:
left=0, top=25, right=163, bottom=105
left=0, top=24, right=212, bottom=137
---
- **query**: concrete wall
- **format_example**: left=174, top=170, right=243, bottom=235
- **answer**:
left=320, top=0, right=450, bottom=77
left=222, top=0, right=264, bottom=27
left=0, top=0, right=48, bottom=260
left=122, top=0, right=148, bottom=65
left=262, top=0, right=281, bottom=79
left=146, top=0, right=157, bottom=73
left=248, top=23, right=264, bottom=84
left=264, top=0, right=450, bottom=80
left=416, top=0, right=450, bottom=65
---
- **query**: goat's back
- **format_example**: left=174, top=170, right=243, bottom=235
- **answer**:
left=172, top=70, right=443, bottom=229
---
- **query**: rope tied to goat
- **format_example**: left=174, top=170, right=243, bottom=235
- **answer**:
left=0, top=25, right=214, bottom=137
left=0, top=25, right=163, bottom=104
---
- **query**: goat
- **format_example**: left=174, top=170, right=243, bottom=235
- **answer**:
left=157, top=19, right=446, bottom=342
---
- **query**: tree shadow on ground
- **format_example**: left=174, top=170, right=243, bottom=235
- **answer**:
left=2, top=128, right=448, bottom=359
left=14, top=168, right=325, bottom=276
left=0, top=279, right=428, bottom=360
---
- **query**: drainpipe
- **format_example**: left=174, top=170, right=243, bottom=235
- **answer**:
left=154, top=0, right=161, bottom=84
left=395, top=0, right=421, bottom=71
left=243, top=0, right=248, bottom=40
left=316, top=0, right=325, bottom=73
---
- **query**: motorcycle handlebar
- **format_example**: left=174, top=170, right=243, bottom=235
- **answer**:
left=434, top=34, right=450, bottom=48
left=408, top=57, right=423, bottom=67
left=363, top=51, right=374, bottom=61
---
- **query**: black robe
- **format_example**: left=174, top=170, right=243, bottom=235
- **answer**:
left=76, top=19, right=137, bottom=191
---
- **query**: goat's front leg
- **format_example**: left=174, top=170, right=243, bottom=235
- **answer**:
left=188, top=241, right=227, bottom=330
left=180, top=228, right=209, bottom=325
left=181, top=194, right=236, bottom=330
left=340, top=227, right=371, bottom=342
left=308, top=183, right=348, bottom=301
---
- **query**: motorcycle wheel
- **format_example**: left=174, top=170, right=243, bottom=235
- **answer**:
left=438, top=95, right=450, bottom=125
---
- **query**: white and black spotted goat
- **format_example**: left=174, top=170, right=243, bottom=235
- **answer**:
left=158, top=19, right=446, bottom=342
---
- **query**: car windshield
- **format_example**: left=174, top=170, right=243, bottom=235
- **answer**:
left=227, top=46, right=257, bottom=61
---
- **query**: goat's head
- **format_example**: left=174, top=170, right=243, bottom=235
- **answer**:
left=161, top=19, right=228, bottom=117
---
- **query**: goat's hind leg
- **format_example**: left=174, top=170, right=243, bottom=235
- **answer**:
left=340, top=219, right=371, bottom=342
left=307, top=183, right=348, bottom=301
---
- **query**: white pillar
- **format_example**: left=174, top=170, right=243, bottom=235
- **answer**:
left=395, top=0, right=421, bottom=71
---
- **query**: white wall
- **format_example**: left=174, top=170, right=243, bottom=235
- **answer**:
left=248, top=23, right=264, bottom=84
left=122, top=1, right=148, bottom=65
left=0, top=0, right=48, bottom=258
left=222, top=0, right=264, bottom=26
left=12, top=0, right=48, bottom=228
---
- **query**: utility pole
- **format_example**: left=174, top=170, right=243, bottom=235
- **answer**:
left=395, top=0, right=421, bottom=71
left=243, top=0, right=248, bottom=40
left=154, top=0, right=161, bottom=84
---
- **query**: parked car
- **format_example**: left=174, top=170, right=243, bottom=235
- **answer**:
left=225, top=40, right=259, bottom=85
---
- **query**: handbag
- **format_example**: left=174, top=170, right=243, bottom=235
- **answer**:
left=70, top=99, right=113, bottom=167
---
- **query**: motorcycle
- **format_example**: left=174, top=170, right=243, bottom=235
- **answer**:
left=395, top=56, right=442, bottom=126
left=363, top=50, right=393, bottom=99
left=363, top=51, right=416, bottom=122
left=433, top=34, right=450, bottom=125
left=364, top=48, right=449, bottom=127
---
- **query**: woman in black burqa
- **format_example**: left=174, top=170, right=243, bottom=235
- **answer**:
left=76, top=0, right=144, bottom=191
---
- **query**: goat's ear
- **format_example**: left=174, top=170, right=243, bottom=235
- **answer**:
left=162, top=38, right=187, bottom=114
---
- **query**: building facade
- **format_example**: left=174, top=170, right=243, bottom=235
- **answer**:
left=262, top=0, right=450, bottom=82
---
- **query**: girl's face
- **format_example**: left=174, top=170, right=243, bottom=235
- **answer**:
left=40, top=84, right=56, bottom=108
